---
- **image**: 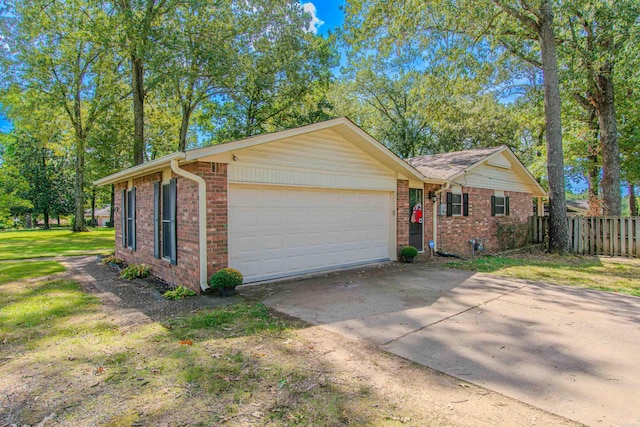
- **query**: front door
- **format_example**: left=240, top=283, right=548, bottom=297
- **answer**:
left=409, top=188, right=423, bottom=251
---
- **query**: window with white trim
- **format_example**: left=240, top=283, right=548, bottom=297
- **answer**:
left=491, top=191, right=510, bottom=216
left=446, top=187, right=469, bottom=217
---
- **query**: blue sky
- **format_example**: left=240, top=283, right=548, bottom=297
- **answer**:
left=304, top=1, right=344, bottom=36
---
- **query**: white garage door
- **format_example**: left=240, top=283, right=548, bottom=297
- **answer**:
left=229, top=185, right=392, bottom=283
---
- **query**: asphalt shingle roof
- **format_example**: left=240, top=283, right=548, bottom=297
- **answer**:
left=407, top=145, right=505, bottom=181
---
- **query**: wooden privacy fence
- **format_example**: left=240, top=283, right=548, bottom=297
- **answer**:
left=529, top=216, right=640, bottom=257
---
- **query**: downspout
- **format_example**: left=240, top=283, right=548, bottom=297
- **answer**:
left=170, top=159, right=209, bottom=292
left=432, top=182, right=450, bottom=252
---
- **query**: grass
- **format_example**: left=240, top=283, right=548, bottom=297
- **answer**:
left=0, top=276, right=409, bottom=426
left=445, top=254, right=640, bottom=297
left=0, top=228, right=115, bottom=260
left=0, top=260, right=65, bottom=284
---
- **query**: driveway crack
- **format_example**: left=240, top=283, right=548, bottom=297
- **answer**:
left=382, top=284, right=530, bottom=346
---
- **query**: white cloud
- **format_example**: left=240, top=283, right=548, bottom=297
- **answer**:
left=302, top=2, right=324, bottom=34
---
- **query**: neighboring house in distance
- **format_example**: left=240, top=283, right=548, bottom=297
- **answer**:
left=565, top=200, right=589, bottom=217
left=408, top=146, right=547, bottom=255
left=85, top=206, right=112, bottom=227
left=95, top=118, right=547, bottom=292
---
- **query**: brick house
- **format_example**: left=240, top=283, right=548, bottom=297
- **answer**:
left=96, top=118, right=546, bottom=292
left=408, top=146, right=547, bottom=256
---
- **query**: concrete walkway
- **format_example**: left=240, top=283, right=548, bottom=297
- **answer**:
left=240, top=263, right=640, bottom=427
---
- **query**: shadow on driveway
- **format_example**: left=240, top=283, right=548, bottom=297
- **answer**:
left=240, top=260, right=640, bottom=427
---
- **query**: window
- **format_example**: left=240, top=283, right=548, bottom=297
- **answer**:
left=446, top=190, right=469, bottom=217
left=452, top=193, right=462, bottom=216
left=121, top=188, right=136, bottom=250
left=154, top=179, right=177, bottom=264
left=491, top=192, right=510, bottom=216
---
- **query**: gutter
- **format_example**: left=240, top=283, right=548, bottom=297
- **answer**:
left=94, top=152, right=184, bottom=187
left=170, top=159, right=209, bottom=292
left=432, top=182, right=450, bottom=252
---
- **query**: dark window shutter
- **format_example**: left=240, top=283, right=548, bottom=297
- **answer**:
left=153, top=182, right=160, bottom=259
left=169, top=178, right=177, bottom=265
left=505, top=197, right=510, bottom=216
left=491, top=195, right=496, bottom=216
left=463, top=193, right=469, bottom=216
left=121, top=189, right=126, bottom=248
left=131, top=187, right=136, bottom=251
left=446, top=192, right=452, bottom=217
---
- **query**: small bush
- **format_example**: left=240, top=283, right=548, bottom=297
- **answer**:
left=119, top=263, right=151, bottom=280
left=209, top=268, right=243, bottom=290
left=101, top=255, right=124, bottom=266
left=496, top=220, right=529, bottom=250
left=163, top=285, right=197, bottom=300
left=401, top=245, right=418, bottom=258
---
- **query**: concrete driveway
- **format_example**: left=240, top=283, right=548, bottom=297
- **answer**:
left=239, top=262, right=640, bottom=427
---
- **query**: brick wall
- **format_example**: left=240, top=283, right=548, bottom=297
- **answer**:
left=114, top=161, right=228, bottom=293
left=430, top=186, right=532, bottom=256
left=396, top=180, right=409, bottom=256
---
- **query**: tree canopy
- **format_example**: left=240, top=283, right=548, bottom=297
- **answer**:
left=0, top=0, right=637, bottom=232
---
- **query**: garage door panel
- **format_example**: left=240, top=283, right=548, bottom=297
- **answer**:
left=229, top=185, right=392, bottom=282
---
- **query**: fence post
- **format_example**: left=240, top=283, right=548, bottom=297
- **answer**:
left=620, top=217, right=627, bottom=256
left=627, top=218, right=633, bottom=257
left=635, top=217, right=640, bottom=258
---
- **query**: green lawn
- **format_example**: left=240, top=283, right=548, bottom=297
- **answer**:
left=445, top=255, right=640, bottom=297
left=0, top=260, right=65, bottom=284
left=0, top=228, right=114, bottom=260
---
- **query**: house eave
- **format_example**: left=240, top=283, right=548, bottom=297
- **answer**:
left=94, top=152, right=186, bottom=186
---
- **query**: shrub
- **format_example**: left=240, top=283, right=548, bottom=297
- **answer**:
left=163, top=285, right=197, bottom=300
left=209, top=268, right=243, bottom=290
left=496, top=220, right=529, bottom=250
left=101, top=255, right=124, bottom=266
left=119, top=263, right=151, bottom=280
left=400, top=245, right=418, bottom=258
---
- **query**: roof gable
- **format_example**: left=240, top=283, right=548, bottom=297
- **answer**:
left=95, top=117, right=434, bottom=186
left=408, top=146, right=546, bottom=197
left=407, top=146, right=504, bottom=181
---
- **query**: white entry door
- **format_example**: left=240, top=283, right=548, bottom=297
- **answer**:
left=228, top=185, right=392, bottom=282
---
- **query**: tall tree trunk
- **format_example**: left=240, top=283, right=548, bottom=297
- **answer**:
left=73, top=134, right=87, bottom=232
left=109, top=184, right=115, bottom=227
left=539, top=0, right=570, bottom=253
left=586, top=109, right=601, bottom=215
left=132, top=54, right=145, bottom=165
left=91, top=187, right=96, bottom=227
left=595, top=64, right=621, bottom=216
left=43, top=207, right=50, bottom=230
left=630, top=184, right=637, bottom=217
left=178, top=103, right=191, bottom=151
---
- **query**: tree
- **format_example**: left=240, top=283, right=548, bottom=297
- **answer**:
left=0, top=111, right=73, bottom=228
left=0, top=133, right=32, bottom=227
left=342, top=0, right=571, bottom=252
left=559, top=0, right=640, bottom=215
left=110, top=0, right=173, bottom=164
left=154, top=0, right=236, bottom=151
left=1, top=0, right=125, bottom=231
left=200, top=0, right=335, bottom=142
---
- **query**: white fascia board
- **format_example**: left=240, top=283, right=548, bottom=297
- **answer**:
left=94, top=152, right=185, bottom=186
